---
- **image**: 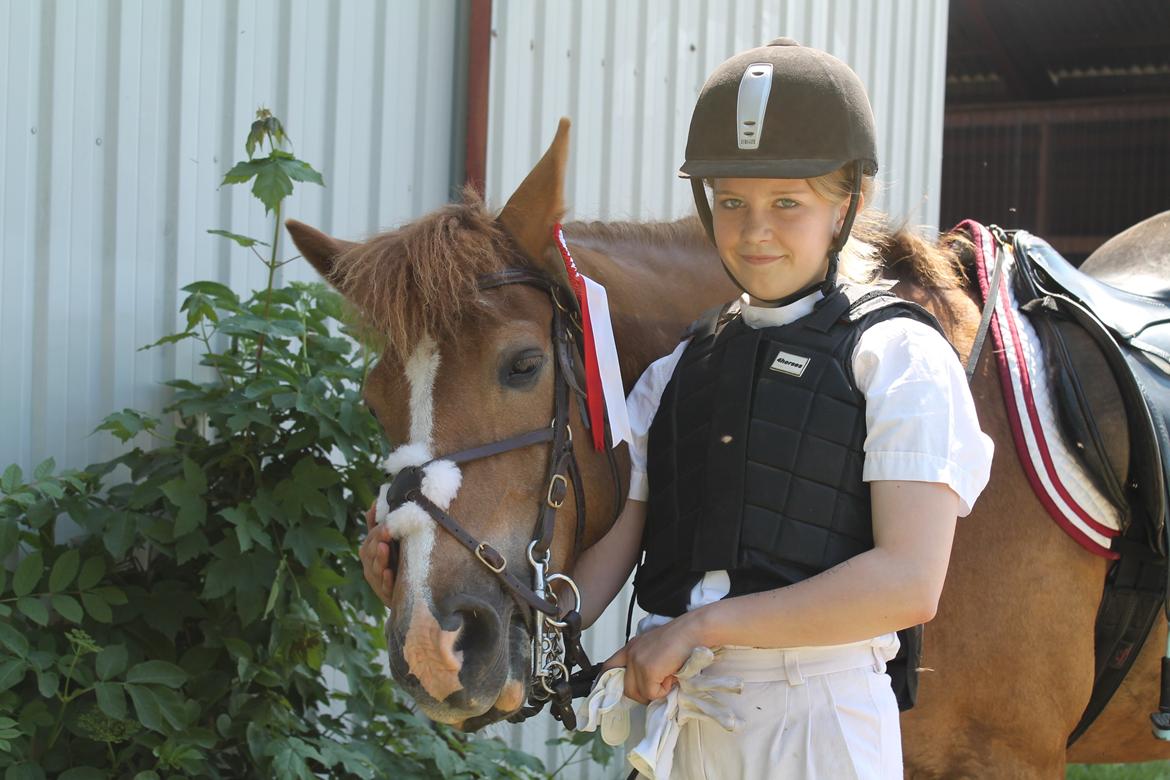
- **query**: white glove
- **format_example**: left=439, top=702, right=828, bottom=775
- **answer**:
left=575, top=666, right=636, bottom=746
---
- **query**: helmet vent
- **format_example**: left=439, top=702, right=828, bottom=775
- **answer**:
left=736, top=62, right=773, bottom=150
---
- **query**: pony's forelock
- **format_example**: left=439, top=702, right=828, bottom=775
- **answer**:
left=332, top=188, right=523, bottom=361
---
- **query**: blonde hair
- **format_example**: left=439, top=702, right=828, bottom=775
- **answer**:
left=805, top=166, right=883, bottom=285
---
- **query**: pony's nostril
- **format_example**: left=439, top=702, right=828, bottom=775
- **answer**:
left=440, top=594, right=502, bottom=666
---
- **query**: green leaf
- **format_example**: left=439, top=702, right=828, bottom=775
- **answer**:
left=142, top=330, right=194, bottom=349
left=80, top=592, right=112, bottom=623
left=174, top=529, right=209, bottom=564
left=59, top=769, right=107, bottom=780
left=182, top=456, right=208, bottom=492
left=32, top=458, right=55, bottom=481
left=76, top=556, right=106, bottom=590
left=251, top=158, right=294, bottom=214
left=94, top=681, right=128, bottom=720
left=0, top=464, right=22, bottom=494
left=16, top=597, right=48, bottom=626
left=284, top=521, right=348, bottom=567
left=37, top=481, right=64, bottom=501
left=126, top=684, right=164, bottom=733
left=161, top=472, right=207, bottom=538
left=35, top=670, right=58, bottom=698
left=0, top=521, right=18, bottom=558
left=0, top=623, right=29, bottom=657
left=50, top=594, right=83, bottom=623
left=221, top=158, right=268, bottom=185
left=270, top=736, right=322, bottom=780
left=93, top=409, right=158, bottom=443
left=93, top=585, right=128, bottom=605
left=133, top=773, right=161, bottom=780
left=4, top=762, right=46, bottom=780
left=126, top=660, right=188, bottom=688
left=0, top=659, right=28, bottom=693
left=263, top=559, right=286, bottom=619
left=96, top=645, right=128, bottom=680
left=150, top=686, right=193, bottom=730
left=276, top=156, right=324, bottom=186
left=13, top=552, right=43, bottom=597
left=206, top=229, right=269, bottom=249
left=102, top=512, right=137, bottom=558
left=49, top=549, right=80, bottom=592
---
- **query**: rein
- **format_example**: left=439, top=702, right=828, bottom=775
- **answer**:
left=379, top=267, right=618, bottom=730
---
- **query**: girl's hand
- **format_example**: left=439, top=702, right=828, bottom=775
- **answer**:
left=601, top=616, right=703, bottom=704
left=358, top=502, right=398, bottom=609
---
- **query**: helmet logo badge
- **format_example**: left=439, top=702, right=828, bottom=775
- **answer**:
left=736, top=63, right=773, bottom=151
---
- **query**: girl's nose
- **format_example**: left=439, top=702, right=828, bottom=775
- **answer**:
left=741, top=208, right=773, bottom=243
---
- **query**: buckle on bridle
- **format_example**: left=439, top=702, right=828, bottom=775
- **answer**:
left=474, top=542, right=507, bottom=573
left=546, top=474, right=568, bottom=508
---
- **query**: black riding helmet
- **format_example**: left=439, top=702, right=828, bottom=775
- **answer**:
left=681, top=38, right=878, bottom=306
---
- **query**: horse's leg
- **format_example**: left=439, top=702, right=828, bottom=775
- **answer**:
left=896, top=291, right=1108, bottom=778
left=1067, top=616, right=1170, bottom=763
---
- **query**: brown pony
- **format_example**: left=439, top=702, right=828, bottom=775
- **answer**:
left=287, top=120, right=1169, bottom=774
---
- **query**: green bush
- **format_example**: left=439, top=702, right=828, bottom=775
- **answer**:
left=0, top=110, right=551, bottom=779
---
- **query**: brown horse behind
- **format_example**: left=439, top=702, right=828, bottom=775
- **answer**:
left=288, top=120, right=1169, bottom=775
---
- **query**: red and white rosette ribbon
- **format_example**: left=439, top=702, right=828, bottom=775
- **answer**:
left=552, top=224, right=631, bottom=452
left=554, top=224, right=606, bottom=451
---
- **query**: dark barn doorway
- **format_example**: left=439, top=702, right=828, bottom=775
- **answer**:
left=941, top=0, right=1170, bottom=263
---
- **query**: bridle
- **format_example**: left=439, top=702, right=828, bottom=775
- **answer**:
left=379, top=267, right=621, bottom=729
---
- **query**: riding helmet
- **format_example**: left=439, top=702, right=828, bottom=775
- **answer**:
left=681, top=38, right=877, bottom=303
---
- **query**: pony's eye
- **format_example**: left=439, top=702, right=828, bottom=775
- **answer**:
left=501, top=350, right=546, bottom=388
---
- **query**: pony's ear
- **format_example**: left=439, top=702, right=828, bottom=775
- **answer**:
left=498, top=118, right=572, bottom=280
left=285, top=219, right=358, bottom=284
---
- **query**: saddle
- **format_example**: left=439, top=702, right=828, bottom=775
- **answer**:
left=1007, top=230, right=1170, bottom=743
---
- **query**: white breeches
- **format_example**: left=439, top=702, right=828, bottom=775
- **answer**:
left=578, top=637, right=902, bottom=780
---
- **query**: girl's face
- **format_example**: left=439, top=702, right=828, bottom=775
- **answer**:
left=711, top=177, right=849, bottom=304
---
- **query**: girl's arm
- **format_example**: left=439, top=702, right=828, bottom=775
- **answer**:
left=608, top=480, right=957, bottom=702
left=561, top=499, right=647, bottom=628
left=689, top=479, right=957, bottom=648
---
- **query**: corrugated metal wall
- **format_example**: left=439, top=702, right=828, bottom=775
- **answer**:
left=486, top=0, right=950, bottom=227
left=0, top=0, right=459, bottom=473
left=481, top=1, right=950, bottom=775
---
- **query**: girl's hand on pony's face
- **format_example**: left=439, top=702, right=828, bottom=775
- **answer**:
left=359, top=501, right=398, bottom=609
left=601, top=615, right=703, bottom=704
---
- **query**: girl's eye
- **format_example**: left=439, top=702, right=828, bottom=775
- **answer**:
left=717, top=197, right=743, bottom=209
left=775, top=198, right=799, bottom=209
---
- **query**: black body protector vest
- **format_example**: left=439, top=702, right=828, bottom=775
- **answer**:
left=634, top=284, right=947, bottom=711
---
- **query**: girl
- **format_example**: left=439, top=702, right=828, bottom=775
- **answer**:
left=569, top=39, right=993, bottom=778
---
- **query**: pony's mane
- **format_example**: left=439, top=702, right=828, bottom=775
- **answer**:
left=565, top=216, right=707, bottom=249
left=877, top=227, right=972, bottom=290
left=330, top=189, right=523, bottom=361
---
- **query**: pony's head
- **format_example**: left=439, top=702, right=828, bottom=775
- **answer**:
left=287, top=120, right=623, bottom=729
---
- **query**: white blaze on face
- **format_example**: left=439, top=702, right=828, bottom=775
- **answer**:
left=376, top=336, right=463, bottom=609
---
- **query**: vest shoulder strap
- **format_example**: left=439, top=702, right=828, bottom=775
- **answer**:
left=681, top=300, right=741, bottom=342
left=840, top=284, right=949, bottom=339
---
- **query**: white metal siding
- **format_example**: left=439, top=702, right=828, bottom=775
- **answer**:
left=0, top=0, right=458, bottom=473
left=483, top=2, right=949, bottom=776
left=486, top=0, right=949, bottom=227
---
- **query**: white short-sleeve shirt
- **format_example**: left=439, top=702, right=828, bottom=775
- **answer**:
left=628, top=290, right=994, bottom=621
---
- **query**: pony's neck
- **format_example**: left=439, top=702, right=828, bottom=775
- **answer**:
left=560, top=218, right=735, bottom=389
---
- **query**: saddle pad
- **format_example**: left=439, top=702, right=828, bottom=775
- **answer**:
left=961, top=220, right=1122, bottom=558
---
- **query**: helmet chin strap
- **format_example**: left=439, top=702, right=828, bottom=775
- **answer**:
left=690, top=163, right=863, bottom=308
